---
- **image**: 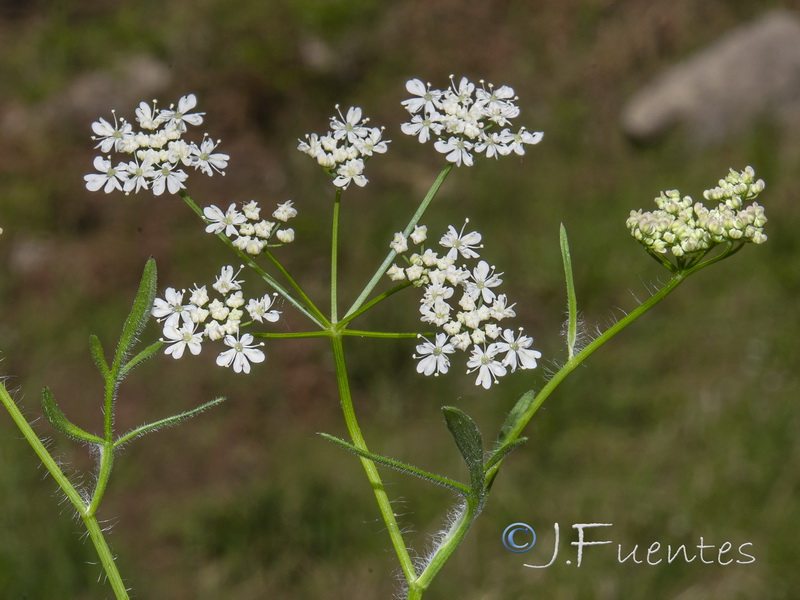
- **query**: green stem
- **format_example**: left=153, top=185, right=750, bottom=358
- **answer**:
left=341, top=330, right=421, bottom=339
left=338, top=282, right=412, bottom=328
left=329, top=336, right=417, bottom=583
left=82, top=513, right=131, bottom=599
left=487, top=271, right=686, bottom=485
left=408, top=499, right=481, bottom=599
left=0, top=383, right=130, bottom=599
left=344, top=164, right=453, bottom=320
left=263, top=249, right=327, bottom=325
left=251, top=330, right=332, bottom=339
left=331, top=188, right=343, bottom=322
left=88, top=443, right=114, bottom=515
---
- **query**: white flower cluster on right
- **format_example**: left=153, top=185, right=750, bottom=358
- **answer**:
left=386, top=221, right=541, bottom=389
left=400, top=75, right=543, bottom=166
left=626, top=166, right=768, bottom=258
left=203, top=199, right=298, bottom=255
left=297, top=106, right=389, bottom=189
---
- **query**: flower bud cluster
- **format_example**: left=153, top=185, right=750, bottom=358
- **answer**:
left=297, top=106, right=389, bottom=189
left=85, top=94, right=229, bottom=196
left=152, top=265, right=281, bottom=373
left=626, top=166, right=767, bottom=259
left=400, top=76, right=543, bottom=167
left=203, top=199, right=298, bottom=255
left=387, top=221, right=541, bottom=389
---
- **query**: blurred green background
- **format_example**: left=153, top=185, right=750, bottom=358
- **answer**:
left=1, top=1, right=798, bottom=598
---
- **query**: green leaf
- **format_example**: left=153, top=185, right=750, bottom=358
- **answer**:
left=112, top=258, right=157, bottom=375
left=497, top=389, right=536, bottom=446
left=319, top=433, right=471, bottom=497
left=89, top=334, right=110, bottom=380
left=442, top=406, right=484, bottom=496
left=560, top=224, right=578, bottom=360
left=114, top=397, right=225, bottom=448
left=119, top=341, right=164, bottom=379
left=41, top=387, right=104, bottom=444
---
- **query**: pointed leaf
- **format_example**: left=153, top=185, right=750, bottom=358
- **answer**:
left=442, top=406, right=484, bottom=495
left=119, top=341, right=164, bottom=379
left=114, top=397, right=225, bottom=448
left=112, top=258, right=157, bottom=375
left=89, top=334, right=110, bottom=380
left=497, top=389, right=536, bottom=445
left=319, top=433, right=472, bottom=497
left=560, top=224, right=578, bottom=360
left=41, top=387, right=103, bottom=444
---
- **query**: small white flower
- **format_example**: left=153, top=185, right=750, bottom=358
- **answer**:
left=490, top=294, right=516, bottom=320
left=466, top=260, right=503, bottom=303
left=402, top=78, right=443, bottom=115
left=494, top=328, right=542, bottom=372
left=400, top=114, right=443, bottom=143
left=387, top=264, right=406, bottom=281
left=216, top=333, right=265, bottom=374
left=150, top=163, right=187, bottom=196
left=246, top=294, right=281, bottom=323
left=333, top=158, right=367, bottom=188
left=135, top=100, right=164, bottom=130
left=213, top=265, right=243, bottom=294
left=434, top=136, right=474, bottom=167
left=188, top=285, right=209, bottom=307
left=390, top=232, right=408, bottom=254
left=91, top=113, right=133, bottom=153
left=273, top=200, right=297, bottom=222
left=204, top=320, right=225, bottom=341
left=160, top=94, right=205, bottom=131
left=192, top=137, right=228, bottom=176
left=439, top=222, right=483, bottom=260
left=225, top=290, right=245, bottom=309
left=204, top=204, right=246, bottom=236
left=414, top=333, right=455, bottom=376
left=162, top=322, right=203, bottom=359
left=84, top=156, right=128, bottom=193
left=242, top=200, right=261, bottom=220
left=410, top=225, right=428, bottom=245
left=466, top=344, right=507, bottom=389
left=276, top=228, right=295, bottom=243
left=122, top=157, right=156, bottom=194
left=152, top=287, right=190, bottom=329
left=331, top=105, right=368, bottom=144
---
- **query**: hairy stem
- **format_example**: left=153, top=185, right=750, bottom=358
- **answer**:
left=0, top=383, right=130, bottom=599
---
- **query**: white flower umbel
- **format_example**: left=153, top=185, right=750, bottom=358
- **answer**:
left=298, top=105, right=389, bottom=189
left=84, top=94, right=228, bottom=196
left=626, top=166, right=768, bottom=267
left=401, top=75, right=543, bottom=165
left=154, top=268, right=281, bottom=374
left=202, top=199, right=298, bottom=255
left=387, top=221, right=541, bottom=388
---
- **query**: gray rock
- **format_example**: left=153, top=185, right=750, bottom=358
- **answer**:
left=621, top=10, right=800, bottom=144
